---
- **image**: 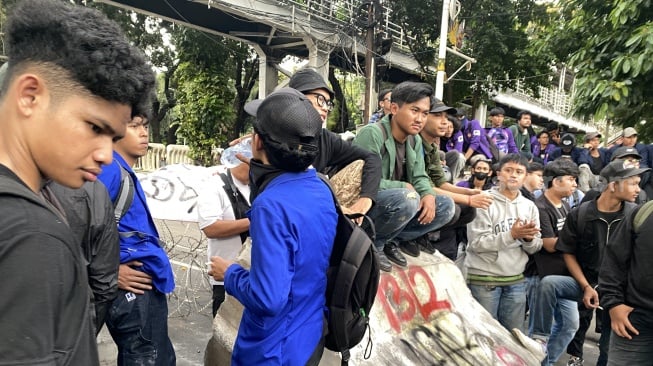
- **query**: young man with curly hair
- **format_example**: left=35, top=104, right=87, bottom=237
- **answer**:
left=0, top=0, right=155, bottom=364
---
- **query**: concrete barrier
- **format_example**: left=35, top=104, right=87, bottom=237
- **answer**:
left=205, top=249, right=541, bottom=365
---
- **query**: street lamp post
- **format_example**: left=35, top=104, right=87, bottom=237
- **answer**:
left=435, top=0, right=450, bottom=100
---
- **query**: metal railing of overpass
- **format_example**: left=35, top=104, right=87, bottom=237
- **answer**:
left=274, top=0, right=415, bottom=52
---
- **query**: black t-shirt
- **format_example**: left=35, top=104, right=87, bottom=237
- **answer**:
left=590, top=155, right=604, bottom=175
left=534, top=194, right=570, bottom=277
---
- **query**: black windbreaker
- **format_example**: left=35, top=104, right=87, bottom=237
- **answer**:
left=0, top=165, right=98, bottom=365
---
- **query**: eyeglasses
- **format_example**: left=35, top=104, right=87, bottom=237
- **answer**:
left=306, top=93, right=334, bottom=111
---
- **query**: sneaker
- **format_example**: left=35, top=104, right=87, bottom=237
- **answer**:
left=511, top=328, right=546, bottom=362
left=567, top=356, right=584, bottom=366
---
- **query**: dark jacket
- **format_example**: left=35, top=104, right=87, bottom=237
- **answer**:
left=555, top=195, right=636, bottom=285
left=313, top=129, right=381, bottom=203
left=600, top=204, right=653, bottom=311
left=0, top=166, right=98, bottom=365
left=49, top=181, right=120, bottom=334
left=578, top=147, right=610, bottom=175
left=549, top=146, right=584, bottom=165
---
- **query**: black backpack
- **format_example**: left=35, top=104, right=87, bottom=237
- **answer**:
left=319, top=175, right=380, bottom=364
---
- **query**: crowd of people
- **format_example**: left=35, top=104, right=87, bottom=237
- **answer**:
left=1, top=1, right=652, bottom=366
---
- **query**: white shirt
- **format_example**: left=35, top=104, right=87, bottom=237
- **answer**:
left=197, top=172, right=251, bottom=285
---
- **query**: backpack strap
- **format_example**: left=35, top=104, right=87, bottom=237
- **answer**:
left=113, top=164, right=134, bottom=222
left=633, top=200, right=653, bottom=234
left=219, top=170, right=251, bottom=243
left=575, top=201, right=591, bottom=238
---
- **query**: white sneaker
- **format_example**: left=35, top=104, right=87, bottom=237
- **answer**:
left=511, top=328, right=547, bottom=362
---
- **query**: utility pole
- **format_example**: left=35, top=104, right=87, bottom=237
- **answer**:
left=435, top=0, right=450, bottom=100
left=363, top=0, right=377, bottom=124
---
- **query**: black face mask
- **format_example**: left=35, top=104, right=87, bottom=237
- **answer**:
left=473, top=172, right=489, bottom=181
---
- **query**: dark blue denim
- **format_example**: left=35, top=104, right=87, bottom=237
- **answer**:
left=107, top=289, right=175, bottom=366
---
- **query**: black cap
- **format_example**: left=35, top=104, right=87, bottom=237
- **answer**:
left=560, top=133, right=575, bottom=150
left=600, top=159, right=651, bottom=183
left=249, top=88, right=322, bottom=152
left=611, top=146, right=641, bottom=161
left=455, top=108, right=466, bottom=117
left=489, top=107, right=505, bottom=116
left=430, top=98, right=457, bottom=114
left=288, top=69, right=334, bottom=99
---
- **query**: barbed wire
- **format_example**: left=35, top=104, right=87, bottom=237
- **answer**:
left=155, top=219, right=214, bottom=318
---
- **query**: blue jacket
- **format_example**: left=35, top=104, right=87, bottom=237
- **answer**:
left=549, top=146, right=584, bottom=165
left=578, top=148, right=610, bottom=175
left=225, top=169, right=337, bottom=365
left=98, top=152, right=175, bottom=293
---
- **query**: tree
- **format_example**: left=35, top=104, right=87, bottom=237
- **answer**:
left=85, top=3, right=178, bottom=144
left=172, top=27, right=258, bottom=165
left=545, top=0, right=653, bottom=140
left=389, top=0, right=553, bottom=111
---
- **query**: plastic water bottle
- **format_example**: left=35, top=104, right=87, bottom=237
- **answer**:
left=220, top=137, right=252, bottom=167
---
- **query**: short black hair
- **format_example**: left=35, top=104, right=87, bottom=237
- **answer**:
left=546, top=122, right=559, bottom=132
left=390, top=81, right=433, bottom=106
left=527, top=161, right=544, bottom=173
left=4, top=0, right=156, bottom=118
left=489, top=107, right=506, bottom=116
left=536, top=130, right=549, bottom=139
left=543, top=158, right=579, bottom=188
left=378, top=89, right=392, bottom=102
left=498, top=153, right=529, bottom=171
left=517, top=110, right=531, bottom=120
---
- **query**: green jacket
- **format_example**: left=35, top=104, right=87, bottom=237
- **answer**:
left=509, top=124, right=531, bottom=155
left=422, top=139, right=447, bottom=187
left=353, top=116, right=436, bottom=198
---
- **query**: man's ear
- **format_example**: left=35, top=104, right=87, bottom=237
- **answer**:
left=14, top=73, right=47, bottom=118
left=252, top=133, right=265, bottom=152
left=389, top=102, right=399, bottom=115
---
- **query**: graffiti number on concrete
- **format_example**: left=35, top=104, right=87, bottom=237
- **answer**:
left=378, top=266, right=452, bottom=333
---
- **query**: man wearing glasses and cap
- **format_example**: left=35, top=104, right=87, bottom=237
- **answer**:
left=239, top=68, right=381, bottom=223
left=288, top=69, right=382, bottom=220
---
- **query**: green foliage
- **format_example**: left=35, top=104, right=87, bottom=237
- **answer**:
left=172, top=28, right=257, bottom=166
left=175, top=61, right=236, bottom=166
left=390, top=0, right=553, bottom=109
left=547, top=0, right=653, bottom=140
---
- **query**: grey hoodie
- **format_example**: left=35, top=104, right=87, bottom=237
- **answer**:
left=465, top=187, right=543, bottom=277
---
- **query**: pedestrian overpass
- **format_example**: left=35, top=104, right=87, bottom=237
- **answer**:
left=98, top=0, right=595, bottom=132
